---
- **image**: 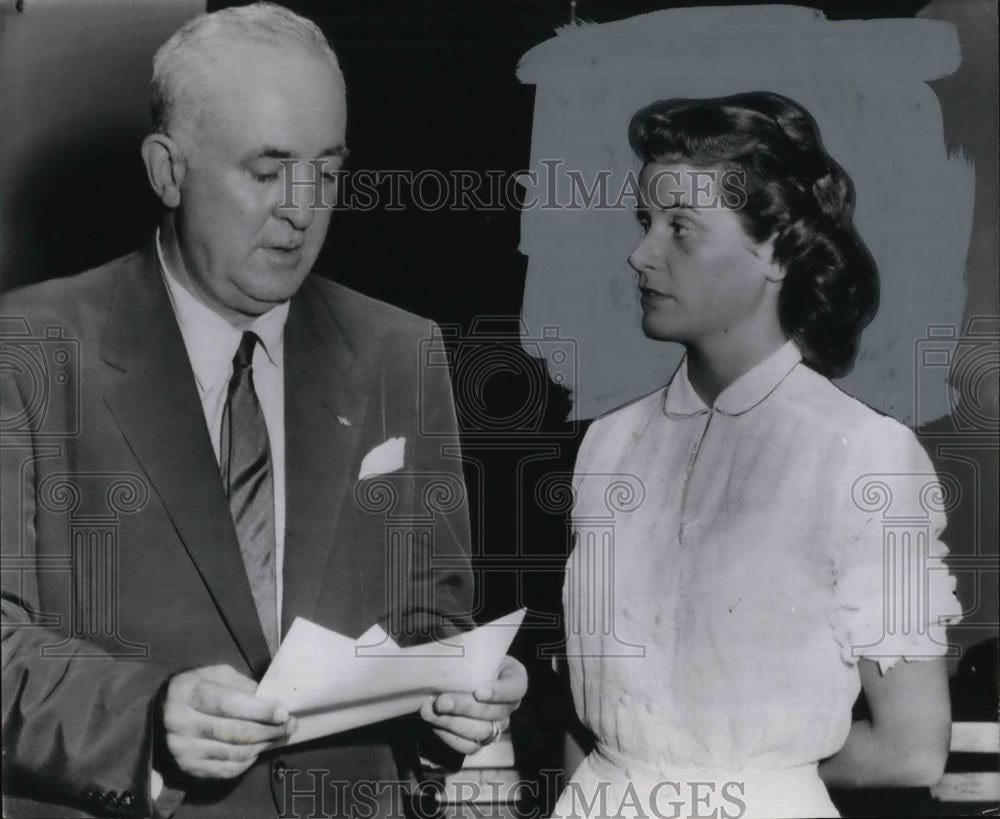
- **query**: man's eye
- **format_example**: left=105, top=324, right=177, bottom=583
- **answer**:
left=251, top=170, right=279, bottom=183
left=670, top=219, right=692, bottom=237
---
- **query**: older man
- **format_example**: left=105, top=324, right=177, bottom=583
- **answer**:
left=0, top=4, right=525, bottom=817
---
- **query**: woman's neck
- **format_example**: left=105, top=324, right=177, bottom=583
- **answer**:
left=685, top=328, right=789, bottom=408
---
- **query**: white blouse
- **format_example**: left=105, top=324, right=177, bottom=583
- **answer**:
left=562, top=341, right=963, bottom=799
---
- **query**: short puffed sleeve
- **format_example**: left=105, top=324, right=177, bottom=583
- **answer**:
left=830, top=415, right=963, bottom=673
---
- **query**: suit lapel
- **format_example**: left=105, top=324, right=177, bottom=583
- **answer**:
left=281, top=277, right=369, bottom=634
left=100, top=242, right=272, bottom=677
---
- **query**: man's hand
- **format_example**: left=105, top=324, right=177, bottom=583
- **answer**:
left=160, top=665, right=296, bottom=779
left=419, top=655, right=527, bottom=755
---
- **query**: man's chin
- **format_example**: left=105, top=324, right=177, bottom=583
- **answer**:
left=236, top=290, right=296, bottom=315
left=236, top=270, right=312, bottom=310
left=214, top=285, right=294, bottom=323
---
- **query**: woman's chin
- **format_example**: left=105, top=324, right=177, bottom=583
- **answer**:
left=640, top=317, right=683, bottom=344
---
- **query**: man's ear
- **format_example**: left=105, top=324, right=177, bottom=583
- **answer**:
left=141, top=133, right=186, bottom=209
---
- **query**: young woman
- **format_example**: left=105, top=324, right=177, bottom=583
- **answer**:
left=553, top=92, right=963, bottom=819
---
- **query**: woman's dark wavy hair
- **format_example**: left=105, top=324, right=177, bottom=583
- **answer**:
left=628, top=91, right=879, bottom=378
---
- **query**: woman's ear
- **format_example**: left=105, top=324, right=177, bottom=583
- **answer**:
left=760, top=236, right=786, bottom=283
left=141, top=133, right=186, bottom=209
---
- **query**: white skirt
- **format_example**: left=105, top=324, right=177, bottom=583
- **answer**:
left=550, top=747, right=839, bottom=819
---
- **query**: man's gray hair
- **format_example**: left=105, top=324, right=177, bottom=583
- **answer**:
left=151, top=2, right=343, bottom=145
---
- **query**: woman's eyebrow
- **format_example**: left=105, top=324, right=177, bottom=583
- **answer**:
left=656, top=202, right=701, bottom=214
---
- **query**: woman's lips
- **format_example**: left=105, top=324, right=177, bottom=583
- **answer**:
left=639, top=287, right=673, bottom=305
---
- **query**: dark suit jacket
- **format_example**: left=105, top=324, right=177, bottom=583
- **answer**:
left=0, top=239, right=474, bottom=818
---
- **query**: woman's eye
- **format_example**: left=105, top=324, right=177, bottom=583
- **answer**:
left=670, top=219, right=692, bottom=237
left=251, top=170, right=279, bottom=183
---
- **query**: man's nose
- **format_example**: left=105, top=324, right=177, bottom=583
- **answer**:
left=275, top=163, right=320, bottom=229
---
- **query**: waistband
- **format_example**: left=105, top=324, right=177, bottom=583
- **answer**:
left=593, top=743, right=823, bottom=788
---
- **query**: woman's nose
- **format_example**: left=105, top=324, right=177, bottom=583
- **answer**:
left=629, top=237, right=656, bottom=274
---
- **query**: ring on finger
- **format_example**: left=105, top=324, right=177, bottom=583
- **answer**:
left=485, top=719, right=503, bottom=745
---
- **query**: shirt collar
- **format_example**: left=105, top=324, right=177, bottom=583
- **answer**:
left=156, top=228, right=289, bottom=391
left=663, top=340, right=803, bottom=419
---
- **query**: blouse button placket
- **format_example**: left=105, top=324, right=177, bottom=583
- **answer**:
left=678, top=410, right=714, bottom=547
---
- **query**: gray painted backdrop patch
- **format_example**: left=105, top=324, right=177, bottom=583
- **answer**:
left=516, top=5, right=970, bottom=426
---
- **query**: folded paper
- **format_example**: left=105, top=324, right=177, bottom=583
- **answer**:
left=256, top=609, right=526, bottom=746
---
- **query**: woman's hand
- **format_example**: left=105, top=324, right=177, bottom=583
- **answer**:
left=419, top=655, right=528, bottom=755
left=819, top=658, right=951, bottom=788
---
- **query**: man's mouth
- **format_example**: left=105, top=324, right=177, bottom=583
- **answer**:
left=262, top=244, right=304, bottom=264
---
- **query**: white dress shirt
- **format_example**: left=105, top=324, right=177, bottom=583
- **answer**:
left=155, top=231, right=288, bottom=624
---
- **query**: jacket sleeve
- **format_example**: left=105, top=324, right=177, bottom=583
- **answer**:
left=375, top=320, right=476, bottom=777
left=387, top=320, right=475, bottom=647
left=1, top=367, right=172, bottom=818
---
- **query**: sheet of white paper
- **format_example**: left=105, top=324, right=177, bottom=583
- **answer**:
left=256, top=609, right=526, bottom=746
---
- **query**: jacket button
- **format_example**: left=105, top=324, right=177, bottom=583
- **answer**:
left=272, top=760, right=287, bottom=780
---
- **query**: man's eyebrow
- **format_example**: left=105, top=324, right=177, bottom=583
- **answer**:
left=245, top=147, right=293, bottom=162
left=244, top=145, right=350, bottom=162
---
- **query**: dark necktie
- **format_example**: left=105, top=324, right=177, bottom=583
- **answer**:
left=220, top=331, right=278, bottom=656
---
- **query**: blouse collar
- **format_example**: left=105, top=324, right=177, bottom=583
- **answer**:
left=663, top=340, right=803, bottom=419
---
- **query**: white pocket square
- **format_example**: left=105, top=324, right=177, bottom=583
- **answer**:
left=358, top=437, right=406, bottom=480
